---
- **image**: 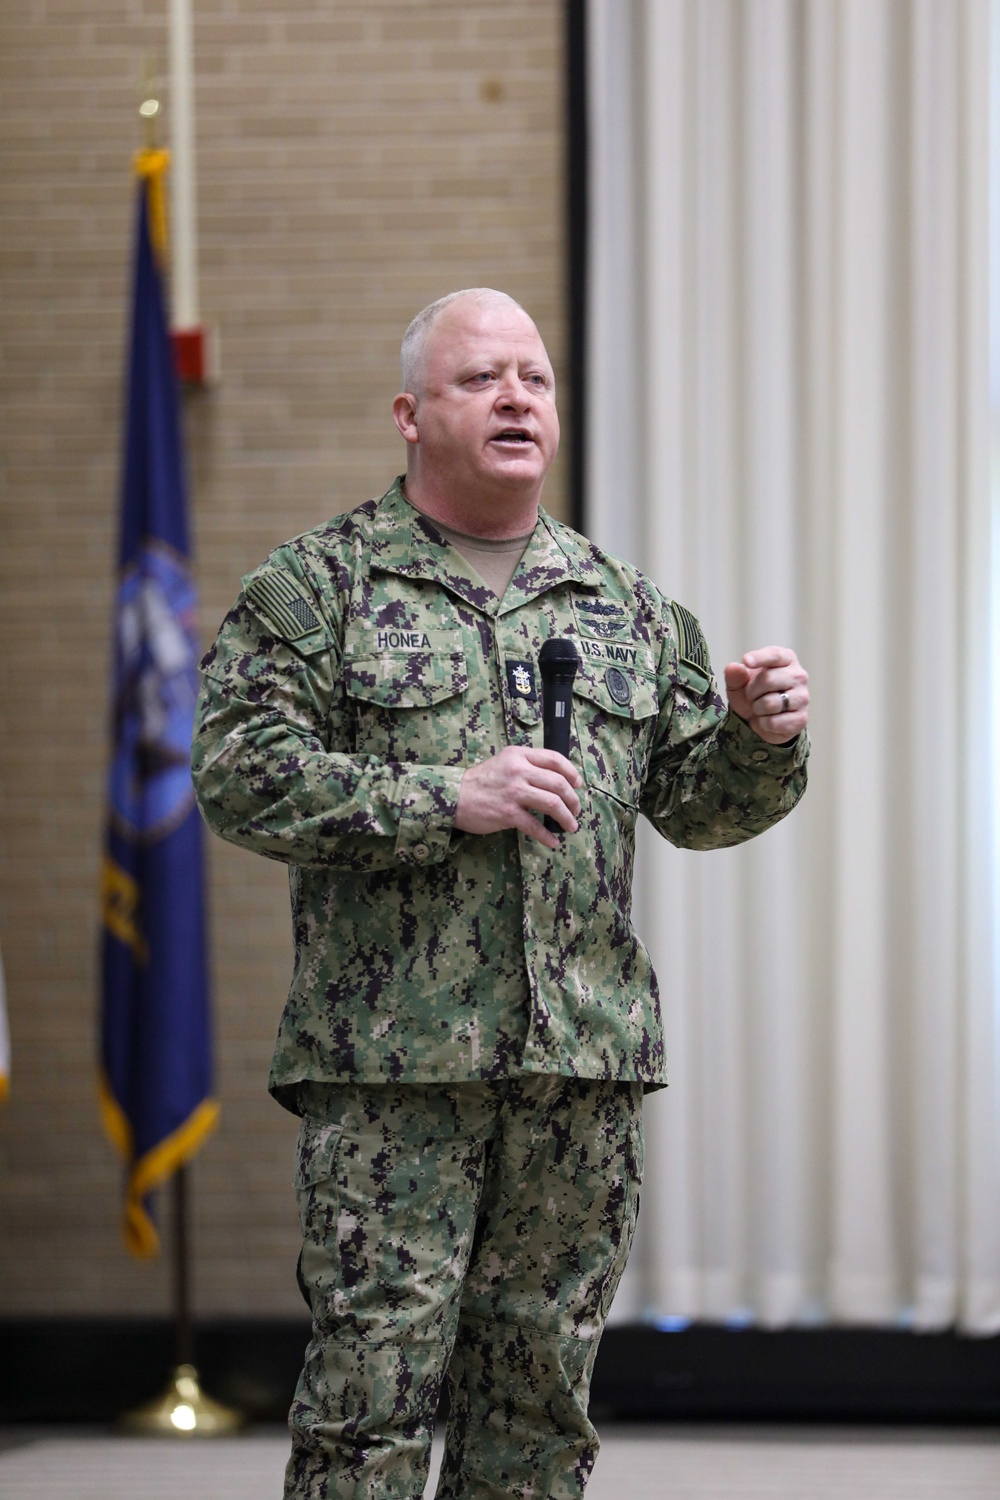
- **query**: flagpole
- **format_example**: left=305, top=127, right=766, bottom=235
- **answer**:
left=173, top=1165, right=193, bottom=1368
left=123, top=1157, right=241, bottom=1436
left=167, top=0, right=215, bottom=382
left=114, top=70, right=239, bottom=1436
left=168, top=0, right=198, bottom=331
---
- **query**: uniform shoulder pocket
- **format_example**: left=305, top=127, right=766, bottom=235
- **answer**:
left=670, top=601, right=711, bottom=673
left=677, top=659, right=712, bottom=696
left=244, top=566, right=330, bottom=655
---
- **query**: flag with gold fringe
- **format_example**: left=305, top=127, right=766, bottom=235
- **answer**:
left=99, top=150, right=217, bottom=1256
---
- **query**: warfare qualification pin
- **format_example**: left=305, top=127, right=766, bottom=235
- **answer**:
left=604, top=665, right=632, bottom=706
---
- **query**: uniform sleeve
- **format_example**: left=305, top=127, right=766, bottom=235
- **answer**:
left=639, top=597, right=808, bottom=849
left=191, top=555, right=464, bottom=871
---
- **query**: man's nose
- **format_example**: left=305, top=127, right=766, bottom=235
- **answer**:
left=495, top=371, right=531, bottom=409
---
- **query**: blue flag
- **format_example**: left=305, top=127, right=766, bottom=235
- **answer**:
left=100, top=153, right=217, bottom=1257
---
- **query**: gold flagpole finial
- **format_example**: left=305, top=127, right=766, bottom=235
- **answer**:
left=134, top=55, right=170, bottom=264
left=139, top=55, right=161, bottom=150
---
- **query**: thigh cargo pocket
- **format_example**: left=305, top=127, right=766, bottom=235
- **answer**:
left=598, top=1115, right=645, bottom=1324
left=294, top=1118, right=345, bottom=1221
left=294, top=1116, right=347, bottom=1318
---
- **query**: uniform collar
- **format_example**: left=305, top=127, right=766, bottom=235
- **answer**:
left=370, top=477, right=603, bottom=615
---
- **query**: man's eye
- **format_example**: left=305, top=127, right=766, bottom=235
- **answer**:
left=470, top=372, right=494, bottom=383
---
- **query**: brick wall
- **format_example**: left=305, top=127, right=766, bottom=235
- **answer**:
left=0, top=0, right=566, bottom=1315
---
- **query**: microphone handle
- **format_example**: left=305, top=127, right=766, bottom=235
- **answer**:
left=541, top=682, right=574, bottom=832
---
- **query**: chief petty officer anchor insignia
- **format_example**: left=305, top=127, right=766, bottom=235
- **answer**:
left=506, top=658, right=538, bottom=706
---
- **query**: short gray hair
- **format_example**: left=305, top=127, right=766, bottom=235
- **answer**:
left=400, top=288, right=528, bottom=394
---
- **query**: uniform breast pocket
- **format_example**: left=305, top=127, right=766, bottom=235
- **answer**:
left=344, top=651, right=469, bottom=766
left=572, top=662, right=658, bottom=809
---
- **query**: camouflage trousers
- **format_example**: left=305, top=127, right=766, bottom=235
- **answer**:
left=284, top=1075, right=644, bottom=1500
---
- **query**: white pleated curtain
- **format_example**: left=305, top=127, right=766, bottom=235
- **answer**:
left=587, top=0, right=1000, bottom=1331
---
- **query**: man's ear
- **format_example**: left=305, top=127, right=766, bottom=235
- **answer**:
left=392, top=392, right=419, bottom=445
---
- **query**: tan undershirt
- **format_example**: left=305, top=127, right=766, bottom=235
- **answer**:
left=406, top=497, right=534, bottom=601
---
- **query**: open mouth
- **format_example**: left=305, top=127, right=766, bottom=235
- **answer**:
left=491, top=430, right=534, bottom=445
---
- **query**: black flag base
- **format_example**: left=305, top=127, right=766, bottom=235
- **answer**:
left=119, top=1170, right=242, bottom=1435
left=120, top=1362, right=243, bottom=1436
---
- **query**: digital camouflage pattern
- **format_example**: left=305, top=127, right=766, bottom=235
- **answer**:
left=192, top=477, right=808, bottom=1103
left=287, top=1074, right=643, bottom=1500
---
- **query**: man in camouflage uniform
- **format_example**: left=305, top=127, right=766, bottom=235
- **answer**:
left=193, top=289, right=809, bottom=1499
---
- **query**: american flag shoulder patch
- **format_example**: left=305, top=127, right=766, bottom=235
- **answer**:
left=670, top=601, right=711, bottom=674
left=245, top=567, right=323, bottom=642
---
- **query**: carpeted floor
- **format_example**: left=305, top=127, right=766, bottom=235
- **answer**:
left=0, top=1425, right=998, bottom=1497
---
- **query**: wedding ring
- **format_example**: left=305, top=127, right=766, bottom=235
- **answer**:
left=780, top=692, right=790, bottom=714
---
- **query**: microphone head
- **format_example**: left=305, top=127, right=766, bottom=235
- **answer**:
left=539, top=637, right=580, bottom=681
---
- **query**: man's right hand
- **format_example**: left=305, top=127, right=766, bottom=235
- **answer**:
left=454, top=746, right=582, bottom=850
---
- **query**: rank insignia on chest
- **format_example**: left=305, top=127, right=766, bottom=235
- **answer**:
left=506, top=658, right=537, bottom=703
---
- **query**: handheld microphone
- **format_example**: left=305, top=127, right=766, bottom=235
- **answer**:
left=539, top=637, right=580, bottom=832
